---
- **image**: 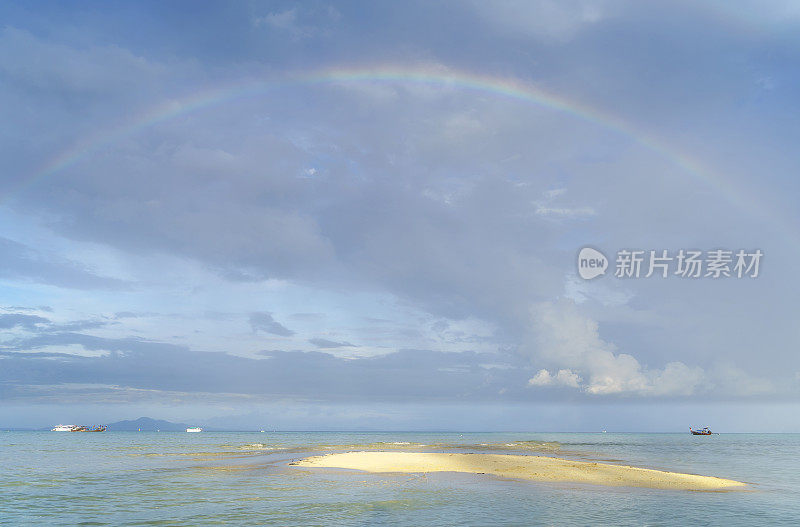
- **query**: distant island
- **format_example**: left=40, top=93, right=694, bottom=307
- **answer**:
left=107, top=417, right=193, bottom=431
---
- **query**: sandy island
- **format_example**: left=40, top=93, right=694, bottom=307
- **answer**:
left=295, top=452, right=747, bottom=491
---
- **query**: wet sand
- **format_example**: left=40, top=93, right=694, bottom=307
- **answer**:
left=296, top=451, right=747, bottom=490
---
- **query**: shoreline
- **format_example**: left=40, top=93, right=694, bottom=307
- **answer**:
left=295, top=451, right=748, bottom=491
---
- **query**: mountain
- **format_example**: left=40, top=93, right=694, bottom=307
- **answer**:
left=106, top=417, right=193, bottom=431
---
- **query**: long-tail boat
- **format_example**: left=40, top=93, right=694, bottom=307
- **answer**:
left=689, top=427, right=712, bottom=435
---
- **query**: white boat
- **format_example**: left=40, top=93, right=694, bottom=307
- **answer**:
left=51, top=424, right=78, bottom=432
left=186, top=427, right=202, bottom=433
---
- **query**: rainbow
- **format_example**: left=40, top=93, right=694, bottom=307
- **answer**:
left=15, top=65, right=760, bottom=219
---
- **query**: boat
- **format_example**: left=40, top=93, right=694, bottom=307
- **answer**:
left=71, top=425, right=106, bottom=432
left=186, top=427, right=202, bottom=433
left=51, top=424, right=79, bottom=432
left=52, top=424, right=106, bottom=432
left=82, top=425, right=106, bottom=432
left=690, top=427, right=713, bottom=435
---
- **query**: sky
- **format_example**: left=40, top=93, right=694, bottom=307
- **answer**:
left=1, top=1, right=800, bottom=430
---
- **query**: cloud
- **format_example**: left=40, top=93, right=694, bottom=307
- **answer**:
left=534, top=206, right=597, bottom=218
left=0, top=313, right=50, bottom=330
left=0, top=26, right=167, bottom=96
left=309, top=338, right=355, bottom=348
left=252, top=5, right=340, bottom=39
left=710, top=364, right=774, bottom=396
left=533, top=188, right=596, bottom=219
left=249, top=312, right=295, bottom=337
left=529, top=301, right=705, bottom=396
left=469, top=0, right=609, bottom=42
left=0, top=1, right=796, bottom=416
left=0, top=332, right=528, bottom=402
left=648, top=362, right=707, bottom=397
left=255, top=8, right=300, bottom=31
left=0, top=237, right=128, bottom=290
left=528, top=368, right=582, bottom=387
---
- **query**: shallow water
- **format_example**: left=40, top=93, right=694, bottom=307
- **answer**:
left=1, top=431, right=798, bottom=525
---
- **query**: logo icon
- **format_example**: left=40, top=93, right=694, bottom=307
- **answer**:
left=578, top=247, right=608, bottom=280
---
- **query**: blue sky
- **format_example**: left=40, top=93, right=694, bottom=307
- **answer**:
left=1, top=1, right=800, bottom=430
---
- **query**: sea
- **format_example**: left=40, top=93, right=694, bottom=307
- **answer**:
left=1, top=431, right=799, bottom=526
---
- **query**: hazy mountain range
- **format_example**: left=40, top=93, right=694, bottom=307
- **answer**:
left=106, top=417, right=192, bottom=431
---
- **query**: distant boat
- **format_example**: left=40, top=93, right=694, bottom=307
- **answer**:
left=690, top=427, right=713, bottom=435
left=52, top=424, right=106, bottom=432
left=52, top=424, right=79, bottom=432
left=82, top=425, right=106, bottom=432
left=186, top=427, right=202, bottom=433
left=71, top=425, right=106, bottom=432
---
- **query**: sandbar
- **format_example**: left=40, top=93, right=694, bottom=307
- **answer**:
left=295, top=451, right=747, bottom=491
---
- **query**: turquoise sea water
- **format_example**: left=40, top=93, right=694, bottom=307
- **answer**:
left=1, top=431, right=799, bottom=526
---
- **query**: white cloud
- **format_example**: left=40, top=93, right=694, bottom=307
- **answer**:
left=529, top=300, right=705, bottom=396
left=528, top=368, right=582, bottom=387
